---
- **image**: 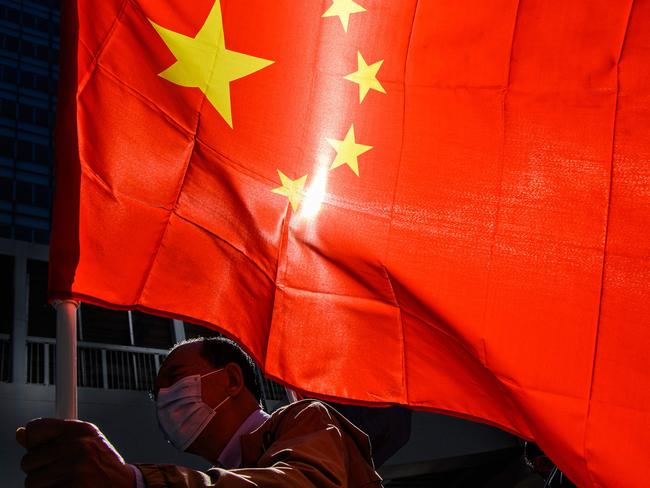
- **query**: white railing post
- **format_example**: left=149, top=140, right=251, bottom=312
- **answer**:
left=285, top=388, right=300, bottom=403
left=54, top=300, right=79, bottom=419
left=11, top=256, right=28, bottom=384
left=101, top=348, right=109, bottom=389
left=132, top=353, right=140, bottom=390
left=43, top=343, right=49, bottom=385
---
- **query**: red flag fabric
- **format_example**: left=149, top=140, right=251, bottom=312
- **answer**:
left=50, top=1, right=650, bottom=486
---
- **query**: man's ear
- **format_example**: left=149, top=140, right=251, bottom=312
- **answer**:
left=223, top=363, right=245, bottom=396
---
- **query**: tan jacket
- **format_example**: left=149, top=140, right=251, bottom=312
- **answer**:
left=136, top=400, right=384, bottom=487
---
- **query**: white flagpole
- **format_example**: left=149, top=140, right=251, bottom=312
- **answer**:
left=54, top=300, right=79, bottom=419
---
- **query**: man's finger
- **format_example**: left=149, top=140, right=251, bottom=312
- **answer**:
left=23, top=419, right=66, bottom=449
left=25, top=418, right=97, bottom=449
left=20, top=439, right=69, bottom=473
left=24, top=461, right=73, bottom=488
left=16, top=426, right=27, bottom=448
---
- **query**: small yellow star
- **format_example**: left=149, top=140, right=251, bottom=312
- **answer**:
left=271, top=170, right=308, bottom=210
left=322, top=0, right=366, bottom=32
left=344, top=51, right=386, bottom=103
left=326, top=125, right=372, bottom=176
left=150, top=0, right=273, bottom=128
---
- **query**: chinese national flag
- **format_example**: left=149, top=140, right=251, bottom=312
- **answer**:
left=50, top=1, right=649, bottom=486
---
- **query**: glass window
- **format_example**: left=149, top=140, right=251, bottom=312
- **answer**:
left=0, top=225, right=11, bottom=239
left=15, top=181, right=31, bottom=204
left=0, top=136, right=13, bottom=158
left=131, top=311, right=173, bottom=349
left=20, top=41, right=34, bottom=59
left=0, top=178, right=11, bottom=201
left=33, top=185, right=49, bottom=207
left=1, top=66, right=17, bottom=84
left=17, top=141, right=32, bottom=162
left=0, top=99, right=16, bottom=118
left=80, top=303, right=130, bottom=346
left=27, top=259, right=56, bottom=338
left=0, top=254, right=13, bottom=335
left=14, top=225, right=31, bottom=241
left=4, top=8, right=20, bottom=24
left=19, top=105, right=33, bottom=123
left=2, top=34, right=19, bottom=52
left=37, top=45, right=49, bottom=61
left=24, top=13, right=38, bottom=30
left=33, top=229, right=49, bottom=244
left=18, top=70, right=34, bottom=88
left=34, top=107, right=48, bottom=126
left=34, top=144, right=49, bottom=163
left=37, top=17, right=50, bottom=33
left=35, top=75, right=49, bottom=93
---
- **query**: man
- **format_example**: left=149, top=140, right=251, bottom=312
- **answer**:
left=17, top=337, right=384, bottom=487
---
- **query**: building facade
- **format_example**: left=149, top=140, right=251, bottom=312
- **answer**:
left=0, top=0, right=56, bottom=245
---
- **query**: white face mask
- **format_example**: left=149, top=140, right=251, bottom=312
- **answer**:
left=156, top=369, right=231, bottom=451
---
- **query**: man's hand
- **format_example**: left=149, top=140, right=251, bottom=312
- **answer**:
left=16, top=418, right=136, bottom=488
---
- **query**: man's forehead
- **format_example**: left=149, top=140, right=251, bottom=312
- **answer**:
left=158, top=342, right=210, bottom=383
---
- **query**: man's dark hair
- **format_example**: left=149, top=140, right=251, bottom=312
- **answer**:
left=168, top=337, right=262, bottom=402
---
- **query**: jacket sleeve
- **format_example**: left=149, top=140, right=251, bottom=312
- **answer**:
left=136, top=403, right=360, bottom=488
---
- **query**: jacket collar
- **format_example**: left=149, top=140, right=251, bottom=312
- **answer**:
left=239, top=400, right=376, bottom=468
left=218, top=408, right=269, bottom=468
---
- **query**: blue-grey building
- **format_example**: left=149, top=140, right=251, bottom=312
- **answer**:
left=0, top=0, right=58, bottom=245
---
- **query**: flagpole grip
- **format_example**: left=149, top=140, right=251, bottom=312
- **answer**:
left=54, top=300, right=79, bottom=419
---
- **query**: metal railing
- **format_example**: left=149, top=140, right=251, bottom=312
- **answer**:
left=26, top=337, right=166, bottom=391
left=23, top=336, right=287, bottom=401
left=0, top=333, right=10, bottom=382
left=257, top=371, right=287, bottom=401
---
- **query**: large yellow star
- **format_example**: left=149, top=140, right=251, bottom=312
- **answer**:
left=150, top=1, right=273, bottom=128
left=344, top=51, right=386, bottom=103
left=271, top=170, right=308, bottom=210
left=326, top=125, right=372, bottom=176
left=322, top=0, right=366, bottom=32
